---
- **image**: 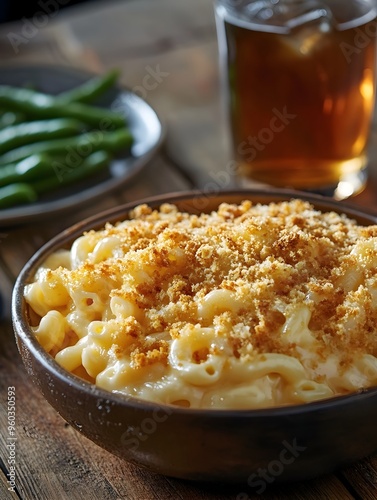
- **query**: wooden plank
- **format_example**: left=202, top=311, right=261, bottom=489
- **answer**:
left=0, top=473, right=19, bottom=500
left=0, top=249, right=13, bottom=320
left=56, top=0, right=216, bottom=58
left=338, top=457, right=377, bottom=500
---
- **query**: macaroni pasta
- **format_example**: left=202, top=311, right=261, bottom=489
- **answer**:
left=24, top=200, right=377, bottom=409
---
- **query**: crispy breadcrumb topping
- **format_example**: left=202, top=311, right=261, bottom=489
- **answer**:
left=47, top=200, right=377, bottom=371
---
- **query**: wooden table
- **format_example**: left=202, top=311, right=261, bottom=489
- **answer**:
left=1, top=1, right=377, bottom=498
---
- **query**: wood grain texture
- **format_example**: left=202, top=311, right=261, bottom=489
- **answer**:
left=338, top=458, right=377, bottom=500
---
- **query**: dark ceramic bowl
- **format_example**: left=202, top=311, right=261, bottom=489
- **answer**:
left=12, top=188, right=377, bottom=484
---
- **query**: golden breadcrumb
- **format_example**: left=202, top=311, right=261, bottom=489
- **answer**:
left=36, top=200, right=377, bottom=375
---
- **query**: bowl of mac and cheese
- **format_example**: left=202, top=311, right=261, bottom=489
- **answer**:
left=12, top=188, right=377, bottom=483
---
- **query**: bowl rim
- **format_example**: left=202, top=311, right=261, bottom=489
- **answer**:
left=12, top=187, right=377, bottom=417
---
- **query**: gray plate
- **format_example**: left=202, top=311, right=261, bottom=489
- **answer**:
left=0, top=65, right=165, bottom=227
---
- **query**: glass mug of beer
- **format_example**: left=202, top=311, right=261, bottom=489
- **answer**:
left=215, top=0, right=377, bottom=198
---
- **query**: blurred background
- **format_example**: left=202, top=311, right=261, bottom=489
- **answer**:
left=0, top=0, right=94, bottom=23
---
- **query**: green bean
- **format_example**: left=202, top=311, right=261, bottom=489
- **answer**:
left=31, top=150, right=111, bottom=194
left=0, top=182, right=37, bottom=209
left=0, top=110, right=26, bottom=129
left=0, top=118, right=85, bottom=156
left=0, top=85, right=126, bottom=128
left=0, top=154, right=57, bottom=187
left=57, top=69, right=121, bottom=104
left=0, top=128, right=133, bottom=165
left=0, top=151, right=112, bottom=209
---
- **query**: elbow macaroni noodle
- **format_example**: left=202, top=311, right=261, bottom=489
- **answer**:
left=24, top=200, right=377, bottom=409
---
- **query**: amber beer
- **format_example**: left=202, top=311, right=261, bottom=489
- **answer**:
left=216, top=1, right=377, bottom=197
